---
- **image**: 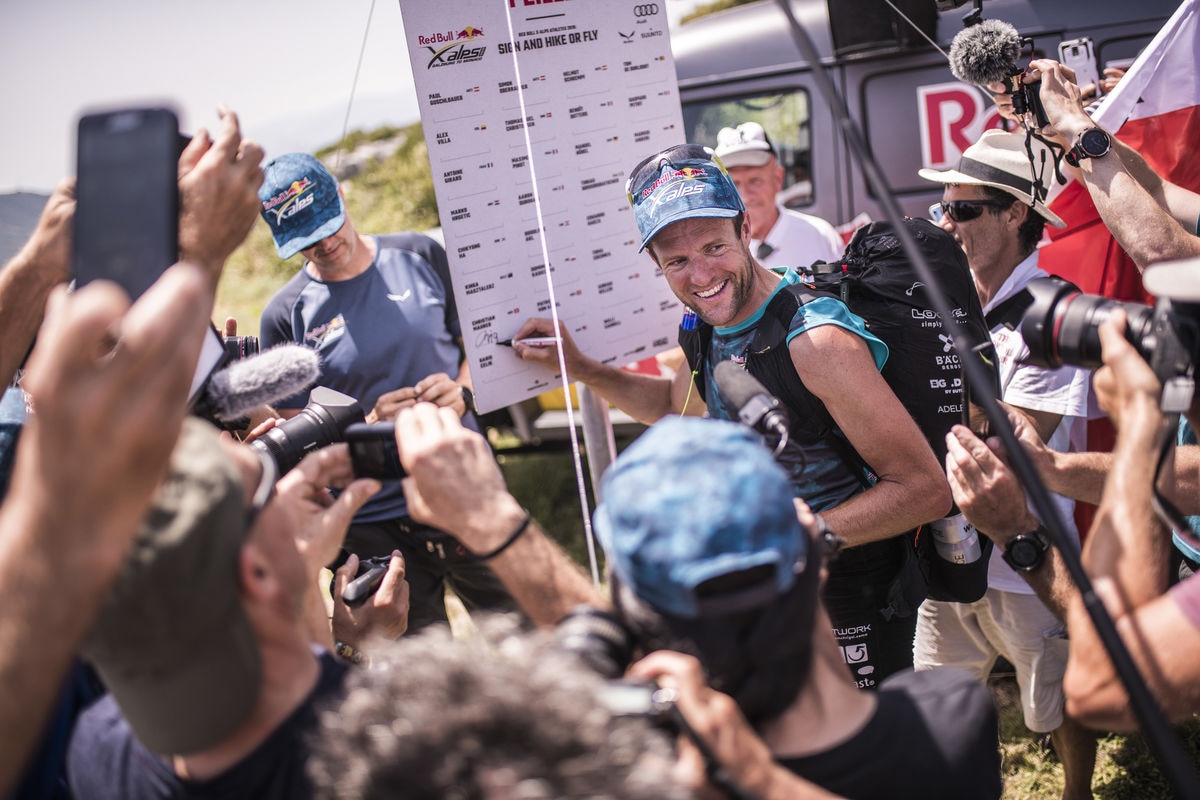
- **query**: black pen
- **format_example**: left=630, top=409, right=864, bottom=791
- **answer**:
left=497, top=336, right=562, bottom=348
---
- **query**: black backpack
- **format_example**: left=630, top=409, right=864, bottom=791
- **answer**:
left=680, top=217, right=998, bottom=603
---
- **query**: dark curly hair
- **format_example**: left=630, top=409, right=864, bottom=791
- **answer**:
left=308, top=616, right=686, bottom=800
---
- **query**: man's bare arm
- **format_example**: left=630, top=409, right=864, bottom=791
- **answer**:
left=792, top=325, right=951, bottom=546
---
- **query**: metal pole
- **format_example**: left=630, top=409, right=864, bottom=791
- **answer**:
left=577, top=383, right=618, bottom=501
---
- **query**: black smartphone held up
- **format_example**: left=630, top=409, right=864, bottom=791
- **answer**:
left=345, top=422, right=406, bottom=480
left=341, top=555, right=391, bottom=607
left=72, top=106, right=180, bottom=300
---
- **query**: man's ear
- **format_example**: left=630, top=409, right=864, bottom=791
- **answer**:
left=240, top=542, right=278, bottom=601
left=740, top=212, right=752, bottom=243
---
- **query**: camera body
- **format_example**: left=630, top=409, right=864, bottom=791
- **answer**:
left=345, top=422, right=406, bottom=480
left=223, top=335, right=260, bottom=361
left=999, top=70, right=1051, bottom=130
left=1020, top=276, right=1200, bottom=412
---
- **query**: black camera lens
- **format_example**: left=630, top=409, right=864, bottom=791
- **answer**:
left=223, top=335, right=260, bottom=361
left=250, top=386, right=364, bottom=474
left=1020, top=277, right=1155, bottom=369
left=555, top=605, right=637, bottom=680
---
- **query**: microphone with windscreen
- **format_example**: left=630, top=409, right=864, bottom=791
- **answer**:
left=193, top=344, right=321, bottom=424
left=714, top=361, right=791, bottom=457
left=948, top=18, right=1049, bottom=128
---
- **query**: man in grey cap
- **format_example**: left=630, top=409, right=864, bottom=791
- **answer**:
left=66, top=420, right=382, bottom=799
left=714, top=121, right=844, bottom=267
left=917, top=128, right=1097, bottom=800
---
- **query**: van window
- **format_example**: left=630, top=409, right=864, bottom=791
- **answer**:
left=682, top=90, right=816, bottom=207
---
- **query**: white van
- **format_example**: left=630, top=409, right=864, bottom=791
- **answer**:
left=672, top=0, right=1178, bottom=227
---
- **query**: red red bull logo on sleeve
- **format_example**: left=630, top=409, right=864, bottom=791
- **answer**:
left=261, top=177, right=315, bottom=223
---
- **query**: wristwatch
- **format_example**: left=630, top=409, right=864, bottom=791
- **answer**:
left=460, top=385, right=476, bottom=415
left=1002, top=528, right=1049, bottom=572
left=1065, top=127, right=1112, bottom=168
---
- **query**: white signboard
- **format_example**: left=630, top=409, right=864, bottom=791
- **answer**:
left=399, top=0, right=686, bottom=413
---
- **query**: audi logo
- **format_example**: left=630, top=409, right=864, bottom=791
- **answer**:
left=634, top=3, right=659, bottom=17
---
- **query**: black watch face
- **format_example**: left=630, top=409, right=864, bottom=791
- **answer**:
left=1007, top=537, right=1043, bottom=569
left=1080, top=128, right=1110, bottom=157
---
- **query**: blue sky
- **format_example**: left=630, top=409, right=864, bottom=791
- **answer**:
left=0, top=0, right=701, bottom=194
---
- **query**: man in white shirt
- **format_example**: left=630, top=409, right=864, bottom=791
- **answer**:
left=714, top=122, right=844, bottom=268
left=916, top=129, right=1097, bottom=800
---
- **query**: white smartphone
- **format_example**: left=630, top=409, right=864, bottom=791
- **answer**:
left=1058, top=38, right=1102, bottom=98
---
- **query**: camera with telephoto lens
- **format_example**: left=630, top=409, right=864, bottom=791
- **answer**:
left=1020, top=276, right=1200, bottom=412
left=555, top=606, right=676, bottom=724
left=250, top=386, right=365, bottom=474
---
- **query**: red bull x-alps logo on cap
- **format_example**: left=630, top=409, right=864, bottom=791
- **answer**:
left=643, top=167, right=712, bottom=207
left=261, top=177, right=316, bottom=227
left=420, top=26, right=486, bottom=69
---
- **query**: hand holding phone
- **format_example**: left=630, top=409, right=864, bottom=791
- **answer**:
left=342, top=555, right=391, bottom=607
left=1058, top=38, right=1102, bottom=99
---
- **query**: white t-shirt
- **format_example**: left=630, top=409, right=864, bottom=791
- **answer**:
left=983, top=252, right=1091, bottom=594
left=751, top=205, right=844, bottom=269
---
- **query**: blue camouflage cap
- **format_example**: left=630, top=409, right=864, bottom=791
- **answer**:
left=258, top=153, right=346, bottom=259
left=594, top=416, right=807, bottom=619
left=625, top=144, right=745, bottom=252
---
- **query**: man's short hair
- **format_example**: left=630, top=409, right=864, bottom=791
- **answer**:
left=309, top=616, right=687, bottom=800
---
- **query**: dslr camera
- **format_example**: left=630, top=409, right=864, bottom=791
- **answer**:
left=1020, top=270, right=1200, bottom=413
left=251, top=386, right=365, bottom=473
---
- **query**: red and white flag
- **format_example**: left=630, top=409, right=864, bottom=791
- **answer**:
left=1039, top=0, right=1200, bottom=303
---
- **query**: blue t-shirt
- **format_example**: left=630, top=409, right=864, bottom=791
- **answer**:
left=704, top=268, right=888, bottom=512
left=260, top=233, right=474, bottom=522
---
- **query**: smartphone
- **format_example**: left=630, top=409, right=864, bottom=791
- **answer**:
left=345, top=422, right=406, bottom=480
left=72, top=106, right=180, bottom=300
left=1058, top=38, right=1102, bottom=99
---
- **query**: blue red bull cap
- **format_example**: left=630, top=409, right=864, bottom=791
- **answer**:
left=258, top=153, right=346, bottom=259
left=625, top=144, right=745, bottom=252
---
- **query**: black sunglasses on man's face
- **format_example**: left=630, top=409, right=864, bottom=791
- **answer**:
left=938, top=198, right=1013, bottom=223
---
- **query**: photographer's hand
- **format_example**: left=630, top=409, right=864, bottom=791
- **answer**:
left=177, top=108, right=265, bottom=285
left=276, top=443, right=380, bottom=578
left=396, top=403, right=599, bottom=625
left=1093, top=310, right=1165, bottom=431
left=331, top=551, right=410, bottom=651
left=1027, top=58, right=1094, bottom=147
left=629, top=651, right=846, bottom=800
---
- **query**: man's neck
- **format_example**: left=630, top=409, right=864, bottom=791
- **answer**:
left=753, top=206, right=782, bottom=242
left=171, top=643, right=321, bottom=782
left=757, top=632, right=877, bottom=758
left=973, top=249, right=1032, bottom=308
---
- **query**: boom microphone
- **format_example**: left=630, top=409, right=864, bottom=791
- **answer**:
left=948, top=18, right=1022, bottom=86
left=713, top=361, right=791, bottom=454
left=199, top=344, right=320, bottom=422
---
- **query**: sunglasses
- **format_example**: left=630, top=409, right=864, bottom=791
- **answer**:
left=625, top=144, right=723, bottom=202
left=937, top=198, right=1013, bottom=223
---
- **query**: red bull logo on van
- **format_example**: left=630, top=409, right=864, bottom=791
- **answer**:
left=917, top=82, right=1005, bottom=169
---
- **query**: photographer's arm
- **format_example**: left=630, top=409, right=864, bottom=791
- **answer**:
left=395, top=403, right=601, bottom=625
left=1063, top=313, right=1195, bottom=730
left=944, top=424, right=1076, bottom=620
left=1028, top=59, right=1200, bottom=269
left=0, top=262, right=215, bottom=793
left=0, top=181, right=75, bottom=386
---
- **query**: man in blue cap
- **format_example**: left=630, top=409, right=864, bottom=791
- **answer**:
left=599, top=416, right=1001, bottom=799
left=514, top=144, right=950, bottom=685
left=257, top=152, right=517, bottom=632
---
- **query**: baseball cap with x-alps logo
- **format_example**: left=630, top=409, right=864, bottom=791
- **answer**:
left=625, top=144, right=744, bottom=252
